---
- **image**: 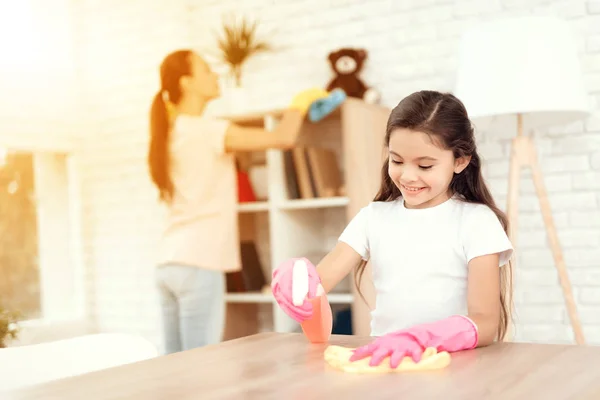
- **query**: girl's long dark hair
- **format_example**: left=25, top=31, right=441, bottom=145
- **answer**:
left=355, top=90, right=513, bottom=342
left=148, top=49, right=192, bottom=202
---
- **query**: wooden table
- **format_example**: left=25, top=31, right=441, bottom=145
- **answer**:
left=5, top=332, right=600, bottom=399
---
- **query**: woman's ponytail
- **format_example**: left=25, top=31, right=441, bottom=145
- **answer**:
left=148, top=91, right=174, bottom=202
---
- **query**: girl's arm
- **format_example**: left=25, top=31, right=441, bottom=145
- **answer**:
left=224, top=110, right=305, bottom=152
left=466, top=252, right=502, bottom=347
left=316, top=241, right=364, bottom=294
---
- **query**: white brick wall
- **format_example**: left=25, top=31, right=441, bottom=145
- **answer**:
left=71, top=0, right=195, bottom=346
left=71, top=0, right=600, bottom=347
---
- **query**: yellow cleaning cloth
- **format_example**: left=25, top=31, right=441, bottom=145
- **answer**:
left=289, top=88, right=330, bottom=115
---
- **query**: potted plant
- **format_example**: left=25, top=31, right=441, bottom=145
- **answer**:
left=0, top=305, right=20, bottom=348
left=210, top=14, right=273, bottom=114
left=213, top=14, right=273, bottom=88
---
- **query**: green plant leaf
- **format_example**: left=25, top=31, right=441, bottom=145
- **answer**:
left=0, top=305, right=21, bottom=347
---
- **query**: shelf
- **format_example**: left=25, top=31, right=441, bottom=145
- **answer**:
left=225, top=292, right=274, bottom=303
left=225, top=291, right=353, bottom=304
left=237, top=197, right=348, bottom=212
left=327, top=293, right=354, bottom=304
left=278, top=196, right=349, bottom=210
left=219, top=108, right=285, bottom=127
left=223, top=99, right=390, bottom=337
left=237, top=201, right=269, bottom=213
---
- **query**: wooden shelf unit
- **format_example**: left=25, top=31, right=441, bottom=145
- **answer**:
left=222, top=98, right=390, bottom=340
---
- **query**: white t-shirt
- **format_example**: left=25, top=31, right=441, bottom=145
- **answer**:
left=338, top=195, right=513, bottom=336
left=156, top=115, right=241, bottom=273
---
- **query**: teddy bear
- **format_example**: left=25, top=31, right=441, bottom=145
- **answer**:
left=325, top=48, right=380, bottom=104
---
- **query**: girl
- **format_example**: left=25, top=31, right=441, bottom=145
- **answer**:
left=272, top=90, right=514, bottom=368
left=149, top=49, right=308, bottom=354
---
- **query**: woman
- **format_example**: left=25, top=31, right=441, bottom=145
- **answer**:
left=148, top=49, right=305, bottom=354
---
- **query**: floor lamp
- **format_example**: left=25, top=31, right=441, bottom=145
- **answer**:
left=454, top=16, right=590, bottom=345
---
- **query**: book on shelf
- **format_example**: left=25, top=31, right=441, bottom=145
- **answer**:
left=283, top=146, right=343, bottom=199
left=226, top=241, right=267, bottom=293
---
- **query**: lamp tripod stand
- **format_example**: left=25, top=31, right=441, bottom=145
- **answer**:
left=504, top=114, right=586, bottom=345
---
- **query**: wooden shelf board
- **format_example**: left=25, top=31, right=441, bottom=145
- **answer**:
left=225, top=292, right=273, bottom=303
left=218, top=109, right=285, bottom=127
left=237, top=201, right=270, bottom=212
left=278, top=196, right=349, bottom=210
left=327, top=293, right=354, bottom=304
left=216, top=100, right=347, bottom=127
left=225, top=291, right=353, bottom=304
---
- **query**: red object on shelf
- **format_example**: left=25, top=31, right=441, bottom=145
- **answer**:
left=237, top=169, right=256, bottom=203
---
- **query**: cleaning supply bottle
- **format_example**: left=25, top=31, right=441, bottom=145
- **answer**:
left=285, top=258, right=333, bottom=343
left=300, top=284, right=333, bottom=343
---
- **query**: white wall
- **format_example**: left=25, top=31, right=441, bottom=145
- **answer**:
left=0, top=0, right=95, bottom=345
left=74, top=0, right=600, bottom=347
left=0, top=0, right=80, bottom=150
left=71, top=0, right=194, bottom=345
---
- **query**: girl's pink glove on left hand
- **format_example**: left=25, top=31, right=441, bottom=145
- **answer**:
left=349, top=315, right=479, bottom=368
left=271, top=257, right=322, bottom=323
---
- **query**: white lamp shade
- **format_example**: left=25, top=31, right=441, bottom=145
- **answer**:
left=454, top=16, right=589, bottom=131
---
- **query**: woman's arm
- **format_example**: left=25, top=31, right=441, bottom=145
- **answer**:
left=316, top=241, right=364, bottom=294
left=467, top=253, right=502, bottom=347
left=224, top=110, right=305, bottom=152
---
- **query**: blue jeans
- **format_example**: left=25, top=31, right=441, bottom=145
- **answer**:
left=155, top=264, right=225, bottom=354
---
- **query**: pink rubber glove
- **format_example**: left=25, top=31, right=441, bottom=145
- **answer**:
left=271, top=257, right=323, bottom=323
left=350, top=315, right=479, bottom=368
